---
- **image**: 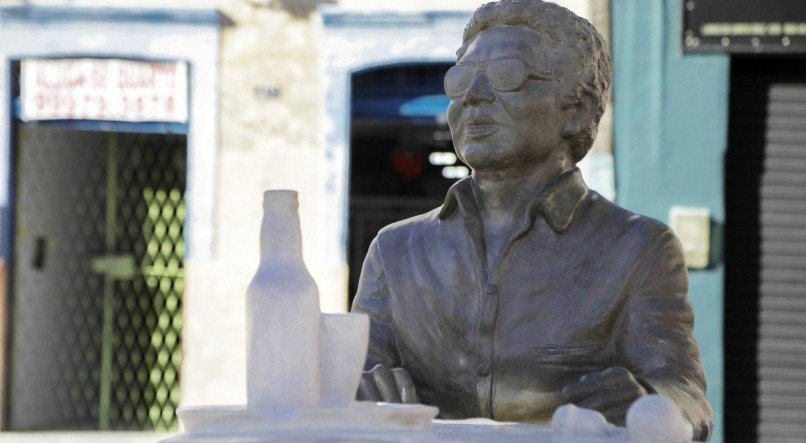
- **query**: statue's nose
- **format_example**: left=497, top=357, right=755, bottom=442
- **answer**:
left=463, top=71, right=495, bottom=105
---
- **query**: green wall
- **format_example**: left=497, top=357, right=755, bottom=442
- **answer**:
left=611, top=0, right=729, bottom=441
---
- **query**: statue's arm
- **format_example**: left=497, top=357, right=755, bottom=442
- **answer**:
left=618, top=226, right=713, bottom=441
left=350, top=237, right=400, bottom=369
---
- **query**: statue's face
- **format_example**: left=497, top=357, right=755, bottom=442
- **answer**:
left=446, top=26, right=570, bottom=172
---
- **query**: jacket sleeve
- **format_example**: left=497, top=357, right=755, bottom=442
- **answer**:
left=617, top=226, right=713, bottom=441
left=350, top=236, right=401, bottom=370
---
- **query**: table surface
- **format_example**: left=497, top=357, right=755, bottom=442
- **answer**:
left=163, top=419, right=640, bottom=442
left=0, top=419, right=688, bottom=442
left=0, top=432, right=174, bottom=443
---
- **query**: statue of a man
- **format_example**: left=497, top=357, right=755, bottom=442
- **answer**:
left=351, top=1, right=712, bottom=440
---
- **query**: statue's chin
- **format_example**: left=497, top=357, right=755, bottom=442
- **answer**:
left=458, top=142, right=519, bottom=173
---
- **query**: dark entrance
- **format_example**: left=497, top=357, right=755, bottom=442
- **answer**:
left=7, top=123, right=186, bottom=431
left=725, top=57, right=806, bottom=443
left=348, top=63, right=463, bottom=302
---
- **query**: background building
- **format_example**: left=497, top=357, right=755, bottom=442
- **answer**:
left=4, top=1, right=804, bottom=443
left=0, top=0, right=612, bottom=433
left=614, top=1, right=806, bottom=442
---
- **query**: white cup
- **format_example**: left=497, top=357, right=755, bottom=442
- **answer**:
left=318, top=313, right=370, bottom=407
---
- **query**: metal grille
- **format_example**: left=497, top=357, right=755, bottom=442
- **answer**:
left=726, top=57, right=806, bottom=443
left=107, top=133, right=186, bottom=430
left=8, top=127, right=186, bottom=431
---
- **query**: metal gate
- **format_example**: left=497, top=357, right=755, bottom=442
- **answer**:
left=725, top=57, right=806, bottom=443
left=8, top=124, right=186, bottom=431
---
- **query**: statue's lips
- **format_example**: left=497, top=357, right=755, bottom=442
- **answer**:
left=464, top=123, right=499, bottom=139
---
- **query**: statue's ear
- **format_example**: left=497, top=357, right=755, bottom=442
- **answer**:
left=562, top=92, right=597, bottom=140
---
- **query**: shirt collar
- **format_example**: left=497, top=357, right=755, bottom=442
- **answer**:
left=437, top=168, right=589, bottom=234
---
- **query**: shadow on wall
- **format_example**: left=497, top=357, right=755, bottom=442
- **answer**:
left=274, top=0, right=336, bottom=18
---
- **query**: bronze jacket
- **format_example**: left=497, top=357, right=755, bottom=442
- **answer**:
left=351, top=169, right=712, bottom=440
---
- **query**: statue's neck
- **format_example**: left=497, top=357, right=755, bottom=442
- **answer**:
left=471, top=153, right=574, bottom=228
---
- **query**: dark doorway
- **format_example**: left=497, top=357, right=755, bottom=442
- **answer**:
left=348, top=63, right=464, bottom=302
left=7, top=124, right=186, bottom=431
left=725, top=57, right=806, bottom=443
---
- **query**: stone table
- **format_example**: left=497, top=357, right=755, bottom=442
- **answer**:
left=164, top=417, right=691, bottom=442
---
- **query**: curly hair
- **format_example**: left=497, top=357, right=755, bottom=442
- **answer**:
left=457, top=0, right=612, bottom=163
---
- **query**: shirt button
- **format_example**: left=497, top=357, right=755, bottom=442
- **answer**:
left=477, top=362, right=491, bottom=377
left=485, top=284, right=498, bottom=295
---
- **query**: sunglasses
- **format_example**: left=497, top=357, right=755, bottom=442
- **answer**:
left=443, top=58, right=553, bottom=99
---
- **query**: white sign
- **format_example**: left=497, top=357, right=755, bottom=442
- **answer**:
left=21, top=58, right=188, bottom=123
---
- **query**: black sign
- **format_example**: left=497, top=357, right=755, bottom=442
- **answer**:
left=683, top=0, right=806, bottom=53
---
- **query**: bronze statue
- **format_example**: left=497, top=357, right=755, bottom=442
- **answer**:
left=351, top=1, right=712, bottom=440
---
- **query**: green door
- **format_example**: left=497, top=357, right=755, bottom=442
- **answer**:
left=9, top=125, right=186, bottom=431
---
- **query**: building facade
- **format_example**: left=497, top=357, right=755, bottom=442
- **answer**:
left=614, top=1, right=806, bottom=442
left=12, top=1, right=774, bottom=441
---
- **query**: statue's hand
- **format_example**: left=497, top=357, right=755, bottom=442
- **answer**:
left=561, top=366, right=647, bottom=426
left=356, top=364, right=419, bottom=403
